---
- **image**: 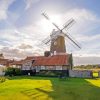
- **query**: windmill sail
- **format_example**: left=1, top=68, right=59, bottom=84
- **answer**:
left=62, top=18, right=75, bottom=30
left=42, top=12, right=61, bottom=30
left=64, top=33, right=81, bottom=49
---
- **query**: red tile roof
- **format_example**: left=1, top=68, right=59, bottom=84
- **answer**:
left=10, top=56, right=44, bottom=65
left=11, top=60, right=24, bottom=65
left=11, top=55, right=70, bottom=66
left=0, top=58, right=12, bottom=66
left=32, top=55, right=70, bottom=66
left=25, top=56, right=44, bottom=60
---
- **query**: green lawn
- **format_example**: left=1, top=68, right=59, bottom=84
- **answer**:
left=0, top=76, right=100, bottom=100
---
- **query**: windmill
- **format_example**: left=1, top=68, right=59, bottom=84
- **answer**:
left=41, top=12, right=81, bottom=55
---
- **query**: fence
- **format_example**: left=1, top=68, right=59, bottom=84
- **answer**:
left=69, top=70, right=92, bottom=78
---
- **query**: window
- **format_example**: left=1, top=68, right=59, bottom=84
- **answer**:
left=46, top=66, right=55, bottom=70
left=56, top=66, right=62, bottom=70
left=41, top=66, right=45, bottom=70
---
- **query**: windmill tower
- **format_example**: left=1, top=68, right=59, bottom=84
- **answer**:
left=50, top=29, right=66, bottom=55
left=42, top=12, right=81, bottom=56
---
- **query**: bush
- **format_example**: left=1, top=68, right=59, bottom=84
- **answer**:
left=0, top=77, right=6, bottom=83
left=5, top=67, right=14, bottom=76
left=14, top=68, right=22, bottom=76
left=37, top=70, right=63, bottom=77
left=5, top=67, right=22, bottom=76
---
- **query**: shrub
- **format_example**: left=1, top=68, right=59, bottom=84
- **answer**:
left=0, top=77, right=6, bottom=83
left=37, top=70, right=63, bottom=77
left=5, top=67, right=22, bottom=76
left=5, top=67, right=14, bottom=76
left=14, top=68, right=22, bottom=75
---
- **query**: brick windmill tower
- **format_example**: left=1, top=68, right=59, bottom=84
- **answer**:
left=50, top=29, right=66, bottom=55
left=42, top=12, right=81, bottom=56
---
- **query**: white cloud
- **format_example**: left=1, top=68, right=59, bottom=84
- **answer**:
left=76, top=34, right=92, bottom=42
left=0, top=6, right=100, bottom=65
left=18, top=43, right=33, bottom=49
left=73, top=56, right=100, bottom=66
left=0, top=45, right=42, bottom=60
left=0, top=0, right=15, bottom=20
left=24, top=0, right=40, bottom=10
left=64, top=9, right=97, bottom=21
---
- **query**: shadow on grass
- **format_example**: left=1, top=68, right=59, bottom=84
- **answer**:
left=21, top=87, right=53, bottom=100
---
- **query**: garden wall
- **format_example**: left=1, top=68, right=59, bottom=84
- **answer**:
left=69, top=70, right=92, bottom=78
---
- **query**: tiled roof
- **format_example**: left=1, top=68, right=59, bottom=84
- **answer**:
left=32, top=55, right=70, bottom=66
left=11, top=55, right=70, bottom=66
left=0, top=58, right=10, bottom=66
left=25, top=56, right=44, bottom=60
left=11, top=60, right=24, bottom=65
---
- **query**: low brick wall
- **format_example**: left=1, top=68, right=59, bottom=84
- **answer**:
left=69, top=70, right=92, bottom=78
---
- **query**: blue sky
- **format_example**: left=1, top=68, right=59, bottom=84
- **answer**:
left=0, top=0, right=100, bottom=65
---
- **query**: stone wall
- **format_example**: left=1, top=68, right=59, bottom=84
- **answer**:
left=69, top=70, right=92, bottom=78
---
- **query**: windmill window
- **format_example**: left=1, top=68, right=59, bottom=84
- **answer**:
left=54, top=41, right=57, bottom=45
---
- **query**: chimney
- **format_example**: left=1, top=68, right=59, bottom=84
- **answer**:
left=44, top=51, right=50, bottom=57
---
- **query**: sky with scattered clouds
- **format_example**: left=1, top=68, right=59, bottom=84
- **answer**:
left=0, top=0, right=100, bottom=65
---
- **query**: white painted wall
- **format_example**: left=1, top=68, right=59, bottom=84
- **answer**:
left=0, top=67, right=5, bottom=76
left=41, top=66, right=46, bottom=70
left=12, top=65, right=21, bottom=68
left=45, top=66, right=56, bottom=70
left=35, top=66, right=41, bottom=72
left=34, top=66, right=63, bottom=71
left=56, top=66, right=62, bottom=70
left=22, top=61, right=32, bottom=70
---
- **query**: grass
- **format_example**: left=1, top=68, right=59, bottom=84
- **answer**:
left=0, top=76, right=100, bottom=100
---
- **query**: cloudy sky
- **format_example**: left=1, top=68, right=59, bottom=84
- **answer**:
left=0, top=0, right=100, bottom=65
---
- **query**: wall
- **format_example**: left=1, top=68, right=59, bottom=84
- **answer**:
left=69, top=70, right=92, bottom=78
left=35, top=66, right=41, bottom=72
left=0, top=68, right=5, bottom=76
left=12, top=65, right=21, bottom=68
left=0, top=71, right=5, bottom=76
left=22, top=61, right=32, bottom=70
